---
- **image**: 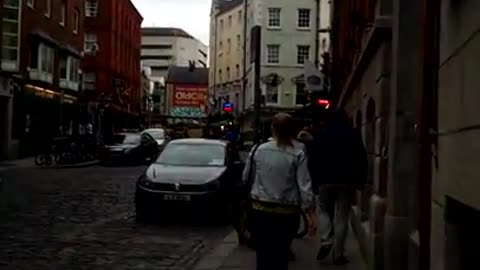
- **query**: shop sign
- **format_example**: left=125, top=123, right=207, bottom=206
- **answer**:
left=172, top=85, right=208, bottom=108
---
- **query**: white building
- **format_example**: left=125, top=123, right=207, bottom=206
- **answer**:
left=243, top=0, right=331, bottom=111
left=141, top=27, right=208, bottom=86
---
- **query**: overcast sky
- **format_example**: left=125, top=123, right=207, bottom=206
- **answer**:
left=132, top=0, right=211, bottom=46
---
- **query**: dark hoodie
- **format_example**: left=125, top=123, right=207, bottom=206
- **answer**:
left=313, top=109, right=367, bottom=187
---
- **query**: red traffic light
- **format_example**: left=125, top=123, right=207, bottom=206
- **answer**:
left=316, top=99, right=330, bottom=108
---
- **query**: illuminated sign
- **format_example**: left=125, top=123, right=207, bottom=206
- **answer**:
left=172, top=85, right=208, bottom=107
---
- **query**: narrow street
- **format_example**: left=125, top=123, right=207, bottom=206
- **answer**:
left=0, top=164, right=230, bottom=270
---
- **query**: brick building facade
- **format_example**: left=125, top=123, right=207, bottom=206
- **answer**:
left=82, top=0, right=143, bottom=133
left=1, top=0, right=85, bottom=159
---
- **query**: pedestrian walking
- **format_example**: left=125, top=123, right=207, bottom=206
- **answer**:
left=314, top=109, right=367, bottom=265
left=242, top=113, right=316, bottom=270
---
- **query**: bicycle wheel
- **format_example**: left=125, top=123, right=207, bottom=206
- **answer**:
left=35, top=154, right=46, bottom=166
left=295, top=210, right=309, bottom=239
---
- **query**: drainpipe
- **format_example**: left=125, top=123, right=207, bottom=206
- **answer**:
left=213, top=15, right=218, bottom=112
left=242, top=0, right=248, bottom=113
left=314, top=0, right=321, bottom=68
left=417, top=0, right=440, bottom=269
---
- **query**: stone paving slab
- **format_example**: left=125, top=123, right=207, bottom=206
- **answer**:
left=194, top=227, right=367, bottom=270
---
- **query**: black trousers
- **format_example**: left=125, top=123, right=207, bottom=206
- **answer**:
left=251, top=209, right=299, bottom=270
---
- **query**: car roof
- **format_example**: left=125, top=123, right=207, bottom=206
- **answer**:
left=142, top=128, right=164, bottom=132
left=117, top=132, right=140, bottom=136
left=169, top=138, right=227, bottom=146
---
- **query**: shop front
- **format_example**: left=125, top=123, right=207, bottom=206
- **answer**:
left=12, top=84, right=80, bottom=157
left=0, top=76, right=16, bottom=159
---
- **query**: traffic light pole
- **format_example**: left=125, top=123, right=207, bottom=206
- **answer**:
left=252, top=26, right=262, bottom=144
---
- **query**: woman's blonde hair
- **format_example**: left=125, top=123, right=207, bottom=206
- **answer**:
left=271, top=113, right=295, bottom=148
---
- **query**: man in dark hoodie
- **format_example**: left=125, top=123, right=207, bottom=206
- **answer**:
left=314, top=109, right=367, bottom=265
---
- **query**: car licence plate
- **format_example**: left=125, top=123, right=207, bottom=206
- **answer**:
left=163, top=194, right=191, bottom=201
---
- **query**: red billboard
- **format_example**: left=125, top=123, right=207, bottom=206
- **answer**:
left=172, top=85, right=208, bottom=107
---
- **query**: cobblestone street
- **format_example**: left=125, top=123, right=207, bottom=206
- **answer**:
left=0, top=164, right=230, bottom=269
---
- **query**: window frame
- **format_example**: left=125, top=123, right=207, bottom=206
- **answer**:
left=60, top=1, right=66, bottom=26
left=84, top=33, right=97, bottom=53
left=297, top=9, right=311, bottom=29
left=267, top=8, right=281, bottom=28
left=73, top=8, right=80, bottom=34
left=85, top=0, right=98, bottom=17
left=83, top=72, right=96, bottom=91
left=266, top=83, right=279, bottom=104
left=297, top=45, right=310, bottom=65
left=266, top=44, right=280, bottom=65
left=295, top=82, right=307, bottom=105
left=45, top=0, right=52, bottom=18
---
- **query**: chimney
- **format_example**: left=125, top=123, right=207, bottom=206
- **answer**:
left=188, top=60, right=196, bottom=71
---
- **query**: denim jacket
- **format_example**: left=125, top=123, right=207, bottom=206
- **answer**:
left=242, top=139, right=314, bottom=209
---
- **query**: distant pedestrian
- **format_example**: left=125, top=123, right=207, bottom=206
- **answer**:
left=242, top=113, right=316, bottom=270
left=315, top=109, right=367, bottom=265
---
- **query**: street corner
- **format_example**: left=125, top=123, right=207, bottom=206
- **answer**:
left=192, top=230, right=239, bottom=270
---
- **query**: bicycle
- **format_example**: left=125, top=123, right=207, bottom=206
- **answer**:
left=34, top=151, right=53, bottom=167
left=34, top=144, right=55, bottom=167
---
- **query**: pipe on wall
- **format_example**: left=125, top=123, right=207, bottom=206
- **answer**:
left=417, top=0, right=440, bottom=269
left=315, top=0, right=321, bottom=68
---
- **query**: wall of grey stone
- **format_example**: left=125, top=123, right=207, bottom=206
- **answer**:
left=432, top=0, right=480, bottom=269
left=344, top=38, right=391, bottom=270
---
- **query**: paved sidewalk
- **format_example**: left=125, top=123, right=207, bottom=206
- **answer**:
left=194, top=228, right=366, bottom=270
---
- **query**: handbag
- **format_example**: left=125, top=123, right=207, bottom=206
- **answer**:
left=243, top=143, right=261, bottom=194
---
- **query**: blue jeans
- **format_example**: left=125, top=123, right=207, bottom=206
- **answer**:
left=318, top=185, right=354, bottom=258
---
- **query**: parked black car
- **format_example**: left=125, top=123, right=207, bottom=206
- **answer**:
left=135, top=138, right=244, bottom=222
left=101, top=133, right=159, bottom=165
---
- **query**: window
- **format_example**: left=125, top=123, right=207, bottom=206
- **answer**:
left=73, top=8, right=79, bottom=34
left=60, top=55, right=79, bottom=83
left=1, top=0, right=20, bottom=70
left=84, top=33, right=97, bottom=53
left=45, top=0, right=51, bottom=17
left=296, top=83, right=307, bottom=105
left=266, top=84, right=278, bottom=103
left=59, top=54, right=67, bottom=79
left=37, top=43, right=54, bottom=75
left=228, top=15, right=232, bottom=27
left=85, top=0, right=98, bottom=17
left=297, top=45, right=310, bottom=65
left=218, top=69, right=222, bottom=82
left=236, top=35, right=241, bottom=51
left=297, top=9, right=311, bottom=28
left=83, top=72, right=97, bottom=90
left=220, top=19, right=224, bottom=30
left=238, top=10, right=242, bottom=22
left=27, top=0, right=34, bottom=8
left=268, top=8, right=281, bottom=28
left=157, top=144, right=226, bottom=167
left=68, top=57, right=79, bottom=83
left=236, top=64, right=240, bottom=78
left=267, top=45, right=280, bottom=64
left=60, top=1, right=66, bottom=26
left=227, top=38, right=231, bottom=53
left=226, top=67, right=230, bottom=81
